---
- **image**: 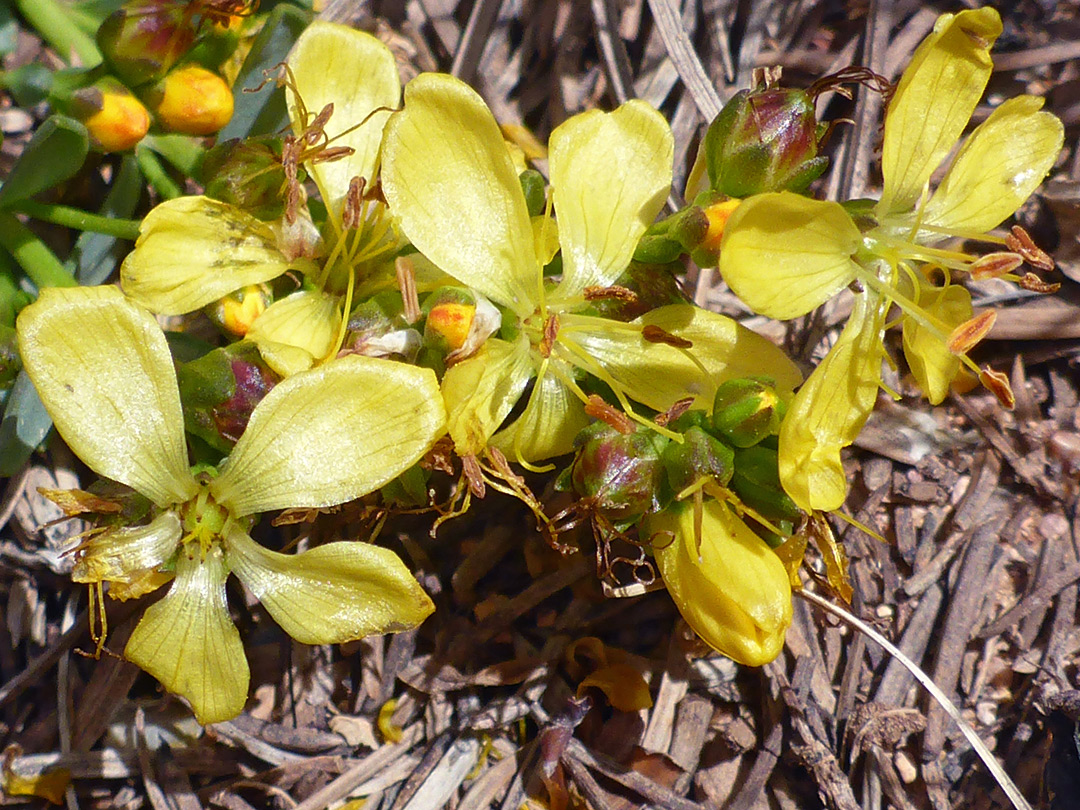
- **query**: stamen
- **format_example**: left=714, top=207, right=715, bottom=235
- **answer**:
left=1006, top=225, right=1054, bottom=272
left=1017, top=273, right=1060, bottom=294
left=641, top=325, right=693, bottom=348
left=584, top=395, right=636, bottom=434
left=978, top=367, right=1014, bottom=409
left=584, top=285, right=638, bottom=303
left=341, top=177, right=366, bottom=230
left=461, top=454, right=485, bottom=498
left=538, top=314, right=559, bottom=358
left=654, top=397, right=694, bottom=427
left=969, top=252, right=1024, bottom=280
left=396, top=257, right=421, bottom=323
left=946, top=310, right=996, bottom=355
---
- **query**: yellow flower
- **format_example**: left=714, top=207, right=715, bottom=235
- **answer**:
left=642, top=498, right=792, bottom=666
left=718, top=7, right=1063, bottom=511
left=149, top=64, right=234, bottom=136
left=17, top=286, right=446, bottom=724
left=120, top=22, right=408, bottom=375
left=79, top=79, right=151, bottom=152
left=381, top=73, right=802, bottom=463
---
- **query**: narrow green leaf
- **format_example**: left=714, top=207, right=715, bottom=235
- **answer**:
left=0, top=371, right=53, bottom=476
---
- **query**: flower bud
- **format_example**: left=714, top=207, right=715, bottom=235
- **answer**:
left=148, top=65, right=233, bottom=136
left=176, top=341, right=279, bottom=453
left=422, top=287, right=501, bottom=362
left=343, top=295, right=421, bottom=361
left=704, top=85, right=828, bottom=198
left=97, top=0, right=195, bottom=87
left=204, top=284, right=270, bottom=337
left=634, top=205, right=710, bottom=264
left=569, top=422, right=670, bottom=523
left=662, top=425, right=734, bottom=494
left=70, top=78, right=150, bottom=152
left=711, top=377, right=784, bottom=447
left=643, top=498, right=792, bottom=665
left=201, top=137, right=289, bottom=221
left=730, top=445, right=802, bottom=525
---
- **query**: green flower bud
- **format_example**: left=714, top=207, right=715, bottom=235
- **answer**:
left=730, top=445, right=802, bottom=525
left=704, top=85, right=828, bottom=198
left=97, top=1, right=196, bottom=87
left=569, top=422, right=670, bottom=523
left=662, top=425, right=734, bottom=494
left=711, top=377, right=785, bottom=447
left=176, top=341, right=280, bottom=454
left=634, top=205, right=710, bottom=263
left=201, top=136, right=289, bottom=220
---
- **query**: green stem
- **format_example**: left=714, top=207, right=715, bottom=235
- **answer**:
left=0, top=252, right=23, bottom=326
left=13, top=200, right=141, bottom=240
left=0, top=213, right=77, bottom=288
left=14, top=0, right=102, bottom=67
left=136, top=145, right=183, bottom=200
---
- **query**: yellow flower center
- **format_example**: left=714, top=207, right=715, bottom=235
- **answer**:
left=178, top=485, right=233, bottom=557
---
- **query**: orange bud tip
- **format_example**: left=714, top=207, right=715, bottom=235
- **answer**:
left=978, top=367, right=1014, bottom=410
left=969, top=251, right=1023, bottom=280
left=426, top=303, right=475, bottom=352
left=946, top=310, right=995, bottom=355
left=700, top=199, right=742, bottom=252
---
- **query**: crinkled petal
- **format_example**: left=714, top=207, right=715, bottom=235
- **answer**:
left=16, top=287, right=198, bottom=507
left=120, top=196, right=290, bottom=315
left=124, top=546, right=248, bottom=725
left=491, top=361, right=590, bottom=462
left=878, top=8, right=1002, bottom=217
left=644, top=499, right=792, bottom=666
left=902, top=282, right=971, bottom=405
left=566, top=305, right=801, bottom=413
left=226, top=525, right=433, bottom=645
left=72, top=511, right=181, bottom=585
left=720, top=193, right=861, bottom=319
left=922, top=95, right=1064, bottom=233
left=287, top=22, right=400, bottom=213
left=382, top=73, right=537, bottom=315
left=247, top=289, right=341, bottom=375
left=441, top=336, right=534, bottom=457
left=549, top=101, right=673, bottom=301
left=212, top=355, right=445, bottom=516
left=779, top=292, right=888, bottom=512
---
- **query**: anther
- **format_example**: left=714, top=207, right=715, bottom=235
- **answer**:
left=969, top=251, right=1023, bottom=280
left=642, top=324, right=692, bottom=348
left=584, top=395, right=636, bottom=434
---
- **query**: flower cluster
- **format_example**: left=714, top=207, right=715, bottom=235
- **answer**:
left=12, top=6, right=1063, bottom=724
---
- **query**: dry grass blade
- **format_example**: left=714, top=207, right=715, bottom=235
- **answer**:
left=797, top=589, right=1034, bottom=810
left=644, top=0, right=722, bottom=119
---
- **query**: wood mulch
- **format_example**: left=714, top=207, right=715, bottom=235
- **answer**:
left=2, top=1, right=1080, bottom=808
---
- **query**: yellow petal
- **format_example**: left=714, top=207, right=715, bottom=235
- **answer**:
left=441, top=336, right=534, bottom=457
left=246, top=289, right=340, bottom=375
left=878, top=8, right=1002, bottom=217
left=579, top=663, right=653, bottom=712
left=549, top=101, right=673, bottom=301
left=71, top=511, right=181, bottom=585
left=902, top=282, right=971, bottom=404
left=719, top=193, right=861, bottom=319
left=226, top=526, right=434, bottom=644
left=212, top=355, right=445, bottom=515
left=287, top=22, right=400, bottom=213
left=491, top=362, right=590, bottom=462
left=566, top=305, right=801, bottom=413
left=16, top=287, right=198, bottom=507
left=778, top=292, right=888, bottom=512
left=644, top=499, right=792, bottom=666
left=922, top=95, right=1064, bottom=233
left=124, top=545, right=248, bottom=725
left=382, top=73, right=537, bottom=315
left=120, top=196, right=291, bottom=315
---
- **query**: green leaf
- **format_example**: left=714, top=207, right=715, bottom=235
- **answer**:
left=0, top=115, right=89, bottom=208
left=0, top=370, right=53, bottom=476
left=219, top=4, right=312, bottom=140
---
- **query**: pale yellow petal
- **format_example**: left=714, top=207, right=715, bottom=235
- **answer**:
left=212, top=355, right=445, bottom=516
left=878, top=8, right=1002, bottom=216
left=246, top=289, right=340, bottom=375
left=565, top=305, right=801, bottom=413
left=549, top=101, right=673, bottom=301
left=719, top=193, right=861, bottom=319
left=779, top=292, right=888, bottom=512
left=922, top=96, right=1064, bottom=233
left=71, top=511, right=181, bottom=585
left=441, top=336, right=535, bottom=457
left=644, top=499, right=792, bottom=666
left=124, top=546, right=248, bottom=725
left=491, top=362, right=590, bottom=462
left=902, top=282, right=971, bottom=405
left=287, top=22, right=400, bottom=211
left=16, top=287, right=198, bottom=507
left=226, top=526, right=433, bottom=644
left=382, top=73, right=537, bottom=315
left=120, top=196, right=291, bottom=315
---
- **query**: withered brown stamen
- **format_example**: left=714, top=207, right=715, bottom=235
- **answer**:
left=584, top=394, right=636, bottom=434
left=583, top=285, right=639, bottom=303
left=654, top=397, right=694, bottom=427
left=1017, top=272, right=1060, bottom=294
left=538, top=314, right=559, bottom=358
left=641, top=324, right=692, bottom=348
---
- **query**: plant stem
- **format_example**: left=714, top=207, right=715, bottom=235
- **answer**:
left=13, top=201, right=141, bottom=241
left=136, top=145, right=183, bottom=200
left=0, top=213, right=77, bottom=289
left=14, top=0, right=102, bottom=67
